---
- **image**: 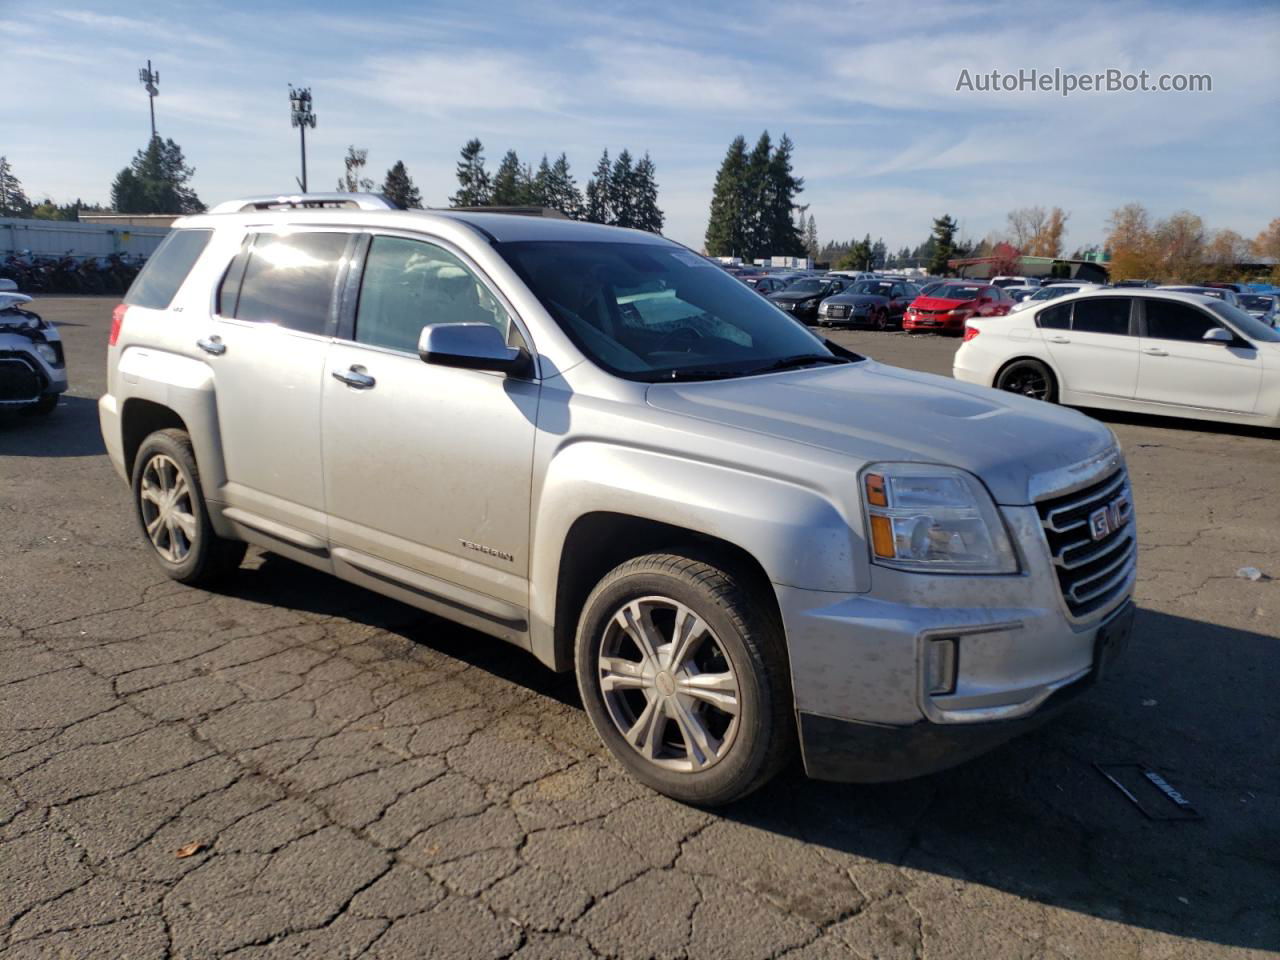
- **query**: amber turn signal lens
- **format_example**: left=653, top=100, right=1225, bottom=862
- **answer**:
left=869, top=514, right=895, bottom=558
left=865, top=473, right=888, bottom=507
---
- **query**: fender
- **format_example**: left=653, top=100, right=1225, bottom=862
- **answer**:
left=116, top=346, right=229, bottom=500
left=528, top=439, right=863, bottom=668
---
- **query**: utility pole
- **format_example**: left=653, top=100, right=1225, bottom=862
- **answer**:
left=288, top=86, right=317, bottom=193
left=138, top=60, right=159, bottom=139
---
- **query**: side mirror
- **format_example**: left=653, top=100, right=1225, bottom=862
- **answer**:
left=1201, top=327, right=1234, bottom=344
left=418, top=323, right=531, bottom=376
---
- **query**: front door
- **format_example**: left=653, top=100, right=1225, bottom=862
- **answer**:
left=1135, top=298, right=1262, bottom=414
left=321, top=233, right=539, bottom=617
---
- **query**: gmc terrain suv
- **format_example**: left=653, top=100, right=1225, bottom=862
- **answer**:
left=100, top=194, right=1136, bottom=805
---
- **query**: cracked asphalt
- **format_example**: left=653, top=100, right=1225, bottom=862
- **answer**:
left=2, top=297, right=1278, bottom=959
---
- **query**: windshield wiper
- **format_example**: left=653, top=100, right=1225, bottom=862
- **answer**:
left=662, top=367, right=746, bottom=382
left=747, top=354, right=851, bottom=375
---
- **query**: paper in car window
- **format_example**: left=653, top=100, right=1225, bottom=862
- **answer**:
left=670, top=251, right=713, bottom=268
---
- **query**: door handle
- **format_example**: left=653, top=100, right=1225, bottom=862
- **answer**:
left=332, top=365, right=376, bottom=389
left=1047, top=335, right=1070, bottom=344
left=1142, top=347, right=1169, bottom=357
left=196, top=335, right=226, bottom=356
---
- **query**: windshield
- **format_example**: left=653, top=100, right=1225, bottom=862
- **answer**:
left=931, top=284, right=984, bottom=301
left=497, top=240, right=855, bottom=381
left=1240, top=295, right=1274, bottom=310
left=852, top=281, right=894, bottom=296
left=1208, top=301, right=1280, bottom=342
left=781, top=278, right=830, bottom=296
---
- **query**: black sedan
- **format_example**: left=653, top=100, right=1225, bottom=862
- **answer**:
left=767, top=276, right=852, bottom=323
left=816, top=279, right=920, bottom=330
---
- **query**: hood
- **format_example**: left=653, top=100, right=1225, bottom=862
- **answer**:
left=911, top=295, right=974, bottom=310
left=770, top=289, right=825, bottom=303
left=824, top=293, right=887, bottom=306
left=645, top=360, right=1116, bottom=505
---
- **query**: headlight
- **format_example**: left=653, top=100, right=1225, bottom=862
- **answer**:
left=34, top=342, right=59, bottom=365
left=861, top=464, right=1017, bottom=574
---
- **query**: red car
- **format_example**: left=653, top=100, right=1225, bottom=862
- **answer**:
left=903, top=282, right=1012, bottom=335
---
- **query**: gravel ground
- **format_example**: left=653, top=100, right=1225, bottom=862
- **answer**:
left=2, top=297, right=1277, bottom=959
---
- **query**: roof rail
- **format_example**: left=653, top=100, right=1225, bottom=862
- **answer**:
left=208, top=193, right=399, bottom=214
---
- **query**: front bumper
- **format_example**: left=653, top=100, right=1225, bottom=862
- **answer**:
left=780, top=502, right=1136, bottom=782
left=903, top=314, right=964, bottom=332
left=0, top=337, right=68, bottom=405
left=799, top=600, right=1133, bottom=781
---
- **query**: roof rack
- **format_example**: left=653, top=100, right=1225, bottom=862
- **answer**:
left=208, top=193, right=398, bottom=214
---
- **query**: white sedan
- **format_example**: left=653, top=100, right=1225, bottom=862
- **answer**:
left=953, top=289, right=1280, bottom=428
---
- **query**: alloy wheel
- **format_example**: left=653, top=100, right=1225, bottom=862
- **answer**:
left=597, top=596, right=741, bottom=772
left=138, top=453, right=198, bottom=563
left=1003, top=368, right=1049, bottom=399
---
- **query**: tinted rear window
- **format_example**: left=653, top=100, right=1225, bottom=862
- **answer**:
left=1072, top=298, right=1131, bottom=335
left=231, top=232, right=351, bottom=335
left=124, top=229, right=213, bottom=309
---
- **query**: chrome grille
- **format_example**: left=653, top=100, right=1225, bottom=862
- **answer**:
left=1036, top=468, right=1135, bottom=619
left=827, top=304, right=849, bottom=318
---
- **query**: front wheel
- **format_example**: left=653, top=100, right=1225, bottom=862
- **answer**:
left=995, top=358, right=1057, bottom=402
left=131, top=429, right=246, bottom=585
left=19, top=394, right=58, bottom=417
left=575, top=553, right=794, bottom=806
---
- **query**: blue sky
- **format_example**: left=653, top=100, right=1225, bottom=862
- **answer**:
left=3, top=0, right=1278, bottom=253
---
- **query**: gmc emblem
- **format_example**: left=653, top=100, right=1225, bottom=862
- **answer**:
left=1089, top=491, right=1132, bottom=541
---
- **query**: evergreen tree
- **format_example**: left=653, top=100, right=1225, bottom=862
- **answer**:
left=928, top=214, right=959, bottom=275
left=337, top=146, right=375, bottom=192
left=490, top=150, right=524, bottom=205
left=451, top=139, right=491, bottom=207
left=609, top=149, right=636, bottom=228
left=765, top=134, right=805, bottom=257
left=804, top=215, right=819, bottom=259
left=704, top=136, right=749, bottom=257
left=0, top=157, right=32, bottom=217
left=528, top=156, right=553, bottom=209
left=110, top=137, right=204, bottom=214
left=546, top=153, right=583, bottom=219
left=584, top=149, right=612, bottom=224
left=381, top=160, right=422, bottom=209
left=742, top=132, right=773, bottom=257
left=631, top=153, right=664, bottom=233
left=871, top=237, right=887, bottom=268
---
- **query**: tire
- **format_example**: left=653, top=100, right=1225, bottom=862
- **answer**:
left=19, top=395, right=58, bottom=417
left=131, top=428, right=246, bottom=585
left=874, top=308, right=889, bottom=331
left=995, top=358, right=1058, bottom=403
left=575, top=552, right=794, bottom=806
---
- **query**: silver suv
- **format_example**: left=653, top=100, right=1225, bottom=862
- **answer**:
left=100, top=194, right=1136, bottom=805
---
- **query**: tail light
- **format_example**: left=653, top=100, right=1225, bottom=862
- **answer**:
left=963, top=325, right=980, bottom=342
left=109, top=304, right=127, bottom=346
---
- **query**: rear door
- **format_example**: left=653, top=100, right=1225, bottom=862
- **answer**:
left=1135, top=298, right=1262, bottom=413
left=1040, top=296, right=1139, bottom=401
left=208, top=229, right=354, bottom=541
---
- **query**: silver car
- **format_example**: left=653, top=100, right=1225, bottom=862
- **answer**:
left=1, top=293, right=67, bottom=416
left=99, top=194, right=1136, bottom=805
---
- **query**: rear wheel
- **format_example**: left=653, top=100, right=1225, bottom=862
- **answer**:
left=131, top=429, right=246, bottom=585
left=995, top=358, right=1057, bottom=402
left=575, top=552, right=793, bottom=806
